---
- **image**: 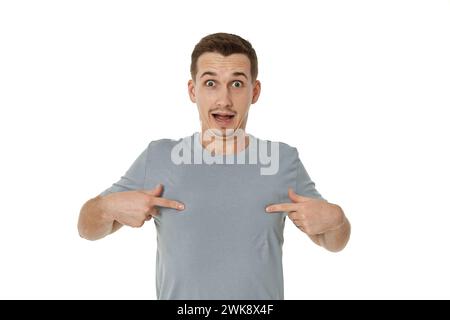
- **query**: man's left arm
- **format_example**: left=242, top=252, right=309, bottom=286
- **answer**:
left=306, top=202, right=351, bottom=252
left=266, top=188, right=351, bottom=252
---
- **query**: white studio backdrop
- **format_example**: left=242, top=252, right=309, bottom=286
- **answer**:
left=0, top=0, right=449, bottom=299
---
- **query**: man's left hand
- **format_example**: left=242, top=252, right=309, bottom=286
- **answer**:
left=265, top=188, right=344, bottom=235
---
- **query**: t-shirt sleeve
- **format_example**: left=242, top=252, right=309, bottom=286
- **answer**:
left=98, top=144, right=150, bottom=197
left=294, top=148, right=326, bottom=201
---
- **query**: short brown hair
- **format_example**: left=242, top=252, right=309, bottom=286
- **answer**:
left=190, top=32, right=258, bottom=82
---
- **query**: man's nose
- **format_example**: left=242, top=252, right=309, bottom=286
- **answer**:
left=215, top=86, right=232, bottom=107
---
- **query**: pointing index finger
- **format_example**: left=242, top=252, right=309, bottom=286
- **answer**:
left=152, top=197, right=185, bottom=211
left=266, top=202, right=298, bottom=213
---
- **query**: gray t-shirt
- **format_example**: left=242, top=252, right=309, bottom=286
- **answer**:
left=100, top=132, right=324, bottom=299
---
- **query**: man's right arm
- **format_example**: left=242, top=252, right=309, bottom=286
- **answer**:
left=77, top=195, right=123, bottom=241
left=78, top=144, right=155, bottom=241
left=77, top=185, right=185, bottom=241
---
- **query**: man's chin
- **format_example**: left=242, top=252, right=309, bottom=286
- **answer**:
left=204, top=127, right=247, bottom=140
left=205, top=128, right=235, bottom=138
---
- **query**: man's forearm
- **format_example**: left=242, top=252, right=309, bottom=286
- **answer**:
left=310, top=204, right=351, bottom=252
left=78, top=196, right=118, bottom=241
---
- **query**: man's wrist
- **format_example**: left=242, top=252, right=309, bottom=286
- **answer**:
left=329, top=204, right=345, bottom=231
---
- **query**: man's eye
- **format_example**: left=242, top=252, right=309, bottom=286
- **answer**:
left=205, top=80, right=215, bottom=87
left=232, top=81, right=243, bottom=88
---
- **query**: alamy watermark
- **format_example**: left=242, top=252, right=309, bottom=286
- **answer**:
left=171, top=129, right=279, bottom=175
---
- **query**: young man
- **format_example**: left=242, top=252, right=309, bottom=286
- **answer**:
left=78, top=33, right=351, bottom=300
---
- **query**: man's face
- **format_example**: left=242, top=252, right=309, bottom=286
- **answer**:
left=188, top=52, right=261, bottom=135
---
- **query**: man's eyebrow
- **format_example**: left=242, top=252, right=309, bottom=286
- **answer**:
left=199, top=71, right=249, bottom=80
left=232, top=72, right=248, bottom=79
left=200, top=71, right=217, bottom=78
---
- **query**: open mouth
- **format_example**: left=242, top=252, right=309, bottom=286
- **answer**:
left=211, top=112, right=236, bottom=126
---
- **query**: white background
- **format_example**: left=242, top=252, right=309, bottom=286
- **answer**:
left=1, top=0, right=449, bottom=299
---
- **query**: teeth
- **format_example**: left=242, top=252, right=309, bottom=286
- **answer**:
left=212, top=113, right=234, bottom=116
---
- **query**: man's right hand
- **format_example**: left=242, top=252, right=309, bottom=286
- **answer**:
left=101, top=184, right=185, bottom=228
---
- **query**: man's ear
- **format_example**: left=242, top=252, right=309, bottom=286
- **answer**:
left=251, top=80, right=261, bottom=104
left=188, top=79, right=196, bottom=103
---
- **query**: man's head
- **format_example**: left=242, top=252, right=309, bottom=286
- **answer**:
left=188, top=33, right=261, bottom=136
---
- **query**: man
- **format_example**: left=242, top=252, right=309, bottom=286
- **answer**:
left=78, top=33, right=351, bottom=300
